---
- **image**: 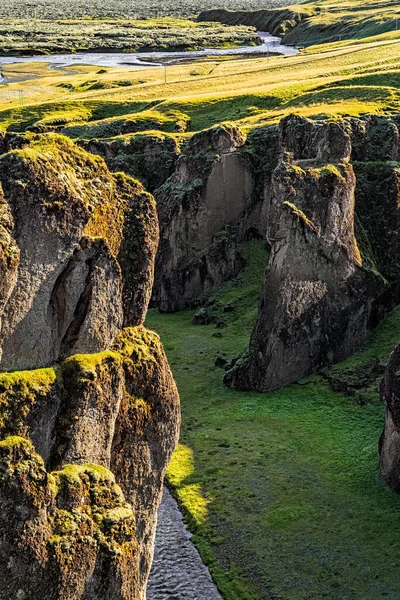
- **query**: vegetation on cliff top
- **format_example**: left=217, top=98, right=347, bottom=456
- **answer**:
left=200, top=0, right=400, bottom=46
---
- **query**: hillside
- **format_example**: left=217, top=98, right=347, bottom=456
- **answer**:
left=199, top=0, right=400, bottom=45
left=2, top=33, right=400, bottom=135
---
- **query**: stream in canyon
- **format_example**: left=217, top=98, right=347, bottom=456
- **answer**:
left=0, top=32, right=297, bottom=81
left=147, top=487, right=223, bottom=600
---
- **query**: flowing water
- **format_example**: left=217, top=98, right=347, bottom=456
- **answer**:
left=0, top=32, right=297, bottom=82
left=147, top=487, right=223, bottom=600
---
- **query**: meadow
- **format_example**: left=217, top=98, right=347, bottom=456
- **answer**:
left=146, top=241, right=400, bottom=600
left=2, top=29, right=400, bottom=133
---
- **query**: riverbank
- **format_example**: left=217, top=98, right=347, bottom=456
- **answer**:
left=0, top=32, right=297, bottom=79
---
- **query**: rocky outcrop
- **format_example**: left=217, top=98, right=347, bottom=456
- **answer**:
left=0, top=437, right=139, bottom=600
left=379, top=344, right=400, bottom=492
left=225, top=115, right=387, bottom=391
left=153, top=124, right=254, bottom=311
left=111, top=327, right=180, bottom=592
left=0, top=135, right=180, bottom=599
left=0, top=135, right=158, bottom=371
left=152, top=115, right=400, bottom=320
left=80, top=134, right=180, bottom=193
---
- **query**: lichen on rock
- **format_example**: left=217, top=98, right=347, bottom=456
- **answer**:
left=225, top=116, right=381, bottom=392
left=0, top=134, right=158, bottom=371
left=0, top=436, right=139, bottom=600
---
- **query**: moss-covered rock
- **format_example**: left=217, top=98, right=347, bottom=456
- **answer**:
left=0, top=326, right=180, bottom=599
left=0, top=436, right=139, bottom=600
left=111, top=325, right=180, bottom=592
left=0, top=134, right=158, bottom=371
left=80, top=133, right=180, bottom=193
left=225, top=149, right=380, bottom=391
left=153, top=124, right=253, bottom=311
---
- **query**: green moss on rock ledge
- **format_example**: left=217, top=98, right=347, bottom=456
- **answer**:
left=0, top=367, right=58, bottom=439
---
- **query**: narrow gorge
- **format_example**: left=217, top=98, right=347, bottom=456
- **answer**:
left=2, top=0, right=400, bottom=597
left=0, top=135, right=180, bottom=599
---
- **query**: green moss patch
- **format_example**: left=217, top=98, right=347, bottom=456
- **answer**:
left=0, top=367, right=58, bottom=436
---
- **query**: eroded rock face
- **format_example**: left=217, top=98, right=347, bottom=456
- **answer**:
left=0, top=135, right=158, bottom=371
left=225, top=119, right=381, bottom=392
left=0, top=437, right=139, bottom=600
left=80, top=134, right=180, bottom=193
left=0, top=189, right=19, bottom=331
left=0, top=333, right=180, bottom=599
left=379, top=345, right=400, bottom=492
left=153, top=124, right=253, bottom=311
left=111, top=327, right=180, bottom=592
left=0, top=135, right=180, bottom=599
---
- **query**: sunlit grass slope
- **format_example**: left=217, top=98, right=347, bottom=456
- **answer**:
left=201, top=0, right=400, bottom=46
left=146, top=241, right=400, bottom=600
left=2, top=26, right=400, bottom=135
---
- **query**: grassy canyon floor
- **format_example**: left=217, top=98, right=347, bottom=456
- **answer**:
left=146, top=242, right=400, bottom=600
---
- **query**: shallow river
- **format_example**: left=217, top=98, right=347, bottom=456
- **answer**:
left=0, top=32, right=297, bottom=77
left=147, top=487, right=223, bottom=600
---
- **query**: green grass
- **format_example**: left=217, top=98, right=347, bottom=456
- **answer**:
left=203, top=0, right=400, bottom=47
left=146, top=240, right=400, bottom=600
left=4, top=27, right=400, bottom=134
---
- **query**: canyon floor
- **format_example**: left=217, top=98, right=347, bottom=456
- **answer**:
left=145, top=241, right=400, bottom=600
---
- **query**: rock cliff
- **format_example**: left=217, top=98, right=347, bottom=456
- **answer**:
left=0, top=135, right=180, bottom=599
left=380, top=344, right=400, bottom=492
left=153, top=124, right=254, bottom=312
left=225, top=115, right=400, bottom=391
left=79, top=133, right=180, bottom=193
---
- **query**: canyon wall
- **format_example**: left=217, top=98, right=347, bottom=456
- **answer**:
left=150, top=115, right=400, bottom=391
left=0, top=134, right=180, bottom=599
